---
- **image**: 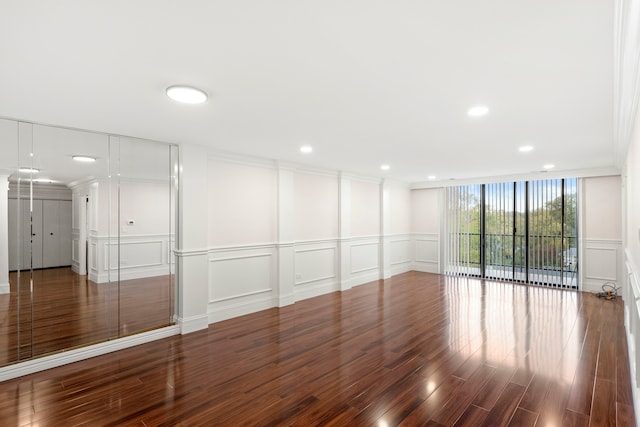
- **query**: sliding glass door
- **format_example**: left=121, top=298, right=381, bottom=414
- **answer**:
left=445, top=178, right=578, bottom=288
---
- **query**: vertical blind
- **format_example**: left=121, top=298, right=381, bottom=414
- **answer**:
left=444, top=178, right=578, bottom=288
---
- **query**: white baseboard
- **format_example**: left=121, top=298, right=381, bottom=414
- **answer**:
left=348, top=270, right=380, bottom=288
left=278, top=293, right=295, bottom=307
left=208, top=296, right=276, bottom=323
left=178, top=314, right=209, bottom=334
left=294, top=281, right=339, bottom=302
left=0, top=325, right=179, bottom=382
left=0, top=282, right=9, bottom=294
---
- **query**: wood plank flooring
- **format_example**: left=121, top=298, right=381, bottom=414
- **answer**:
left=0, top=271, right=635, bottom=426
left=0, top=268, right=173, bottom=365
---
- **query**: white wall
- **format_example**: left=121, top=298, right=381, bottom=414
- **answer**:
left=294, top=171, right=339, bottom=241
left=623, top=102, right=640, bottom=420
left=350, top=179, right=379, bottom=237
left=411, top=188, right=441, bottom=273
left=581, top=176, right=623, bottom=293
left=207, top=159, right=277, bottom=247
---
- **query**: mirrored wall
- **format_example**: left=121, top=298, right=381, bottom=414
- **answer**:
left=0, top=118, right=177, bottom=366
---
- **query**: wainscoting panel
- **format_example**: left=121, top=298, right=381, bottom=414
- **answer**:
left=348, top=238, right=380, bottom=287
left=582, top=239, right=622, bottom=293
left=623, top=251, right=640, bottom=421
left=413, top=233, right=440, bottom=273
left=207, top=245, right=277, bottom=323
left=390, top=236, right=412, bottom=276
left=294, top=241, right=339, bottom=301
left=89, top=234, right=174, bottom=283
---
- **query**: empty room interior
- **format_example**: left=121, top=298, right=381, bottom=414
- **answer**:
left=1, top=1, right=640, bottom=426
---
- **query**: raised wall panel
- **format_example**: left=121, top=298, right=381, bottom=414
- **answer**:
left=209, top=253, right=273, bottom=302
left=583, top=239, right=622, bottom=292
left=350, top=242, right=379, bottom=274
left=390, top=237, right=411, bottom=276
left=413, top=233, right=440, bottom=273
left=207, top=247, right=277, bottom=323
left=294, top=242, right=339, bottom=301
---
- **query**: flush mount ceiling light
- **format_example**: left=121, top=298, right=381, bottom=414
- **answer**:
left=300, top=145, right=313, bottom=154
left=72, top=155, right=96, bottom=162
left=18, top=167, right=39, bottom=173
left=467, top=105, right=489, bottom=117
left=519, top=145, right=534, bottom=153
left=380, top=164, right=390, bottom=171
left=428, top=175, right=436, bottom=180
left=166, top=85, right=208, bottom=104
left=543, top=163, right=555, bottom=169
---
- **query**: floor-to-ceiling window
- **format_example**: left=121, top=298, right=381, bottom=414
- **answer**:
left=445, top=178, right=578, bottom=288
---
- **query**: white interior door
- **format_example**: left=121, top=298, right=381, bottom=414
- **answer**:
left=8, top=198, right=19, bottom=271
left=59, top=200, right=72, bottom=266
left=27, top=199, right=43, bottom=269
left=42, top=200, right=60, bottom=268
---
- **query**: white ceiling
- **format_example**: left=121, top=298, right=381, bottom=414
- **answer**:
left=0, top=1, right=615, bottom=184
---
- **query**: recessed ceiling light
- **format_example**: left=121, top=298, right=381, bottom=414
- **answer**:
left=166, top=85, right=208, bottom=104
left=467, top=105, right=489, bottom=117
left=33, top=178, right=55, bottom=184
left=72, top=155, right=96, bottom=162
left=519, top=145, right=534, bottom=153
left=300, top=145, right=313, bottom=154
left=19, top=167, right=39, bottom=173
left=543, top=163, right=555, bottom=169
left=380, top=164, right=390, bottom=171
left=428, top=175, right=436, bottom=180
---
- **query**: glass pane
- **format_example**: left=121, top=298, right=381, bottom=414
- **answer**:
left=485, top=182, right=515, bottom=281
left=28, top=125, right=111, bottom=357
left=111, top=136, right=175, bottom=337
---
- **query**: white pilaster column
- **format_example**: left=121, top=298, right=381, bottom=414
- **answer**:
left=380, top=179, right=392, bottom=279
left=338, top=173, right=352, bottom=291
left=277, top=166, right=295, bottom=306
left=176, top=144, right=209, bottom=334
left=0, top=175, right=9, bottom=293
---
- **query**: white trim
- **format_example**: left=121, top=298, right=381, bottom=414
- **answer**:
left=208, top=242, right=277, bottom=252
left=412, top=168, right=621, bottom=189
left=208, top=295, right=277, bottom=323
left=210, top=288, right=272, bottom=303
left=0, top=283, right=9, bottom=294
left=0, top=325, right=179, bottom=382
left=296, top=274, right=336, bottom=286
left=209, top=252, right=273, bottom=262
left=178, top=314, right=209, bottom=334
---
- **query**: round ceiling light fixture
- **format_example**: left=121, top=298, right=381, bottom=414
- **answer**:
left=467, top=105, right=489, bottom=117
left=543, top=163, right=555, bottom=169
left=380, top=164, right=390, bottom=171
left=428, top=175, right=436, bottom=180
left=166, top=85, right=208, bottom=104
left=519, top=145, right=534, bottom=153
left=300, top=145, right=313, bottom=154
left=72, top=155, right=96, bottom=162
left=18, top=167, right=39, bottom=173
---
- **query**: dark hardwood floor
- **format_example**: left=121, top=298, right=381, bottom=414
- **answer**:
left=0, top=271, right=635, bottom=426
left=0, top=268, right=174, bottom=365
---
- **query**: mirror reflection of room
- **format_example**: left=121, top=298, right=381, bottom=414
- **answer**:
left=0, top=119, right=176, bottom=367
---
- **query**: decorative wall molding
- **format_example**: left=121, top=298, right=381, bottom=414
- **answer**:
left=582, top=239, right=623, bottom=292
left=623, top=248, right=640, bottom=422
left=207, top=246, right=277, bottom=323
left=294, top=240, right=339, bottom=301
left=89, top=234, right=174, bottom=283
left=412, top=232, right=440, bottom=274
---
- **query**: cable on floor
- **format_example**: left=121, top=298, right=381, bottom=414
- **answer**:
left=595, top=282, right=620, bottom=300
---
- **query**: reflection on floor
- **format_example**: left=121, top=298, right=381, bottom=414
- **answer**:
left=0, top=271, right=633, bottom=426
left=0, top=267, right=174, bottom=365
